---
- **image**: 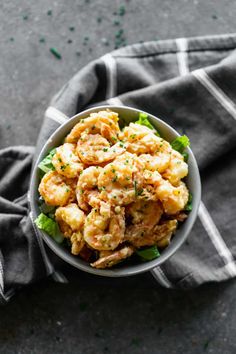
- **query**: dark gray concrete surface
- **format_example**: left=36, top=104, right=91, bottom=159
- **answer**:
left=1, top=1, right=236, bottom=353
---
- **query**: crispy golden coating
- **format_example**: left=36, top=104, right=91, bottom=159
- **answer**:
left=77, top=133, right=126, bottom=165
left=84, top=207, right=125, bottom=251
left=52, top=143, right=83, bottom=178
left=39, top=171, right=76, bottom=206
left=65, top=110, right=120, bottom=143
left=90, top=246, right=134, bottom=269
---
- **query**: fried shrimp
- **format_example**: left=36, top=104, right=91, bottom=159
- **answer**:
left=98, top=152, right=137, bottom=205
left=52, top=143, right=83, bottom=178
left=162, top=150, right=188, bottom=185
left=39, top=171, right=76, bottom=206
left=55, top=203, right=85, bottom=255
left=124, top=201, right=163, bottom=247
left=123, top=123, right=171, bottom=160
left=76, top=166, right=103, bottom=210
left=55, top=203, right=85, bottom=235
left=154, top=220, right=178, bottom=248
left=125, top=220, right=177, bottom=248
left=37, top=110, right=191, bottom=269
left=139, top=150, right=171, bottom=174
left=84, top=207, right=125, bottom=251
left=90, top=246, right=134, bottom=269
left=155, top=180, right=189, bottom=215
left=77, top=133, right=126, bottom=165
left=126, top=200, right=163, bottom=228
left=65, top=110, right=120, bottom=143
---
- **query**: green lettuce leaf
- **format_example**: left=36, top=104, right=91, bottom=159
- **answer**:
left=135, top=112, right=160, bottom=136
left=171, top=135, right=190, bottom=154
left=185, top=192, right=193, bottom=212
left=35, top=213, right=64, bottom=243
left=136, top=245, right=160, bottom=261
left=38, top=148, right=56, bottom=175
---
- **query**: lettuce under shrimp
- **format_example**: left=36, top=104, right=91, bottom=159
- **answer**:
left=135, top=112, right=160, bottom=136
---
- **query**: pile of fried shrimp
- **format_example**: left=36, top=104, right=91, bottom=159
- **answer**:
left=38, top=110, right=189, bottom=269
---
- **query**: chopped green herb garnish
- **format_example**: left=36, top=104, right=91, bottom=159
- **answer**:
left=10, top=37, right=14, bottom=42
left=115, top=29, right=124, bottom=38
left=171, top=135, right=190, bottom=154
left=113, top=19, right=120, bottom=26
left=103, top=148, right=108, bottom=152
left=185, top=193, right=193, bottom=211
left=118, top=5, right=126, bottom=16
left=182, top=151, right=189, bottom=162
left=35, top=213, right=63, bottom=243
left=67, top=39, right=73, bottom=44
left=47, top=10, right=52, bottom=16
left=97, top=17, right=102, bottom=23
left=135, top=112, right=160, bottom=136
left=136, top=246, right=160, bottom=261
left=39, top=37, right=45, bottom=43
left=130, top=134, right=137, bottom=139
left=137, top=188, right=143, bottom=196
left=134, top=180, right=138, bottom=197
left=50, top=47, right=62, bottom=59
left=69, top=26, right=75, bottom=31
left=38, top=148, right=56, bottom=175
left=112, top=176, right=118, bottom=183
left=99, top=186, right=106, bottom=191
left=23, top=14, right=28, bottom=20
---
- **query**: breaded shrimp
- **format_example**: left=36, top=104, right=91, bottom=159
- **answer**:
left=90, top=246, right=134, bottom=269
left=38, top=171, right=76, bottom=206
left=155, top=180, right=189, bottom=215
left=162, top=150, right=188, bottom=186
left=125, top=220, right=177, bottom=248
left=65, top=110, right=120, bottom=143
left=123, top=123, right=171, bottom=161
left=76, top=166, right=103, bottom=210
left=52, top=143, right=83, bottom=178
left=55, top=203, right=86, bottom=255
left=77, top=133, right=126, bottom=165
left=126, top=200, right=163, bottom=228
left=84, top=207, right=125, bottom=251
left=98, top=152, right=138, bottom=205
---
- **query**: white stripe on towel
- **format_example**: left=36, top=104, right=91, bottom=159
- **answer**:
left=198, top=201, right=236, bottom=276
left=107, top=97, right=123, bottom=106
left=192, top=69, right=236, bottom=121
left=176, top=37, right=189, bottom=76
left=151, top=267, right=172, bottom=288
left=0, top=258, right=4, bottom=293
left=45, top=106, right=69, bottom=125
left=101, top=53, right=117, bottom=99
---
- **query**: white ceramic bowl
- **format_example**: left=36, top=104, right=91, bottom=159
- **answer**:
left=29, top=105, right=201, bottom=277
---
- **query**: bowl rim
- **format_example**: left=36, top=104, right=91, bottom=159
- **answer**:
left=29, top=105, right=201, bottom=277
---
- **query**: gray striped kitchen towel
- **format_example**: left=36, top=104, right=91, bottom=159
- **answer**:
left=1, top=33, right=236, bottom=302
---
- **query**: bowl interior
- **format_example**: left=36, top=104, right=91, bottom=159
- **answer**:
left=29, top=105, right=201, bottom=277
